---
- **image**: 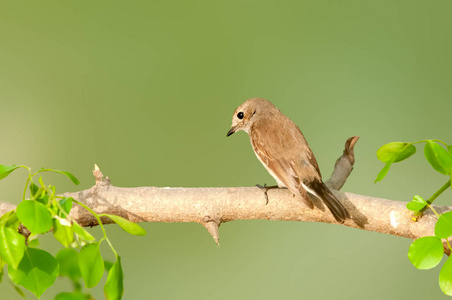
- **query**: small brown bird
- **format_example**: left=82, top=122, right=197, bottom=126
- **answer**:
left=227, top=98, right=350, bottom=223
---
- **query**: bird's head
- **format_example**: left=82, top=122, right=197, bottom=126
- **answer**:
left=226, top=98, right=275, bottom=137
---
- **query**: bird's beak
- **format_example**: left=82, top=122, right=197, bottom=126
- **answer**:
left=226, top=126, right=237, bottom=137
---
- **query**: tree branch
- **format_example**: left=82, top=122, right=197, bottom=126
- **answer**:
left=0, top=136, right=449, bottom=248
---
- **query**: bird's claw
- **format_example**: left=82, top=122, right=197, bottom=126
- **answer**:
left=255, top=184, right=279, bottom=205
left=255, top=184, right=270, bottom=205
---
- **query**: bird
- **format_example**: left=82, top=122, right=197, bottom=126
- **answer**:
left=226, top=98, right=350, bottom=223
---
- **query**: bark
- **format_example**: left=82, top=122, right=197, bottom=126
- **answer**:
left=0, top=136, right=449, bottom=248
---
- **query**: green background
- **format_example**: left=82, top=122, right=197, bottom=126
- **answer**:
left=1, top=0, right=451, bottom=299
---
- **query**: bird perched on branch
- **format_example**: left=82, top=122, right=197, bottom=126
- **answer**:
left=226, top=98, right=350, bottom=223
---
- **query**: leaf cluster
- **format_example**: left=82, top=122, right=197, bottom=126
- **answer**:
left=0, top=165, right=146, bottom=299
left=376, top=140, right=452, bottom=295
left=375, top=140, right=452, bottom=183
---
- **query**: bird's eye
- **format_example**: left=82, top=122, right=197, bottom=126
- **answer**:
left=237, top=112, right=244, bottom=119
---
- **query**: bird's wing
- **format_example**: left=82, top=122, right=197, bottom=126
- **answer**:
left=250, top=118, right=319, bottom=208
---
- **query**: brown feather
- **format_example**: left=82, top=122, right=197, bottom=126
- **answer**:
left=250, top=113, right=319, bottom=209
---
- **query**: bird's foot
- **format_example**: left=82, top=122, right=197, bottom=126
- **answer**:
left=255, top=184, right=279, bottom=205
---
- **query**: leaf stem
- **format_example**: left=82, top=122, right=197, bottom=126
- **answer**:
left=22, top=177, right=30, bottom=201
left=412, top=139, right=449, bottom=147
left=72, top=199, right=118, bottom=256
left=428, top=204, right=440, bottom=217
left=420, top=180, right=451, bottom=215
left=427, top=180, right=451, bottom=205
left=22, top=167, right=32, bottom=201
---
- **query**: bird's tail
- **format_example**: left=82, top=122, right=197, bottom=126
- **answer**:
left=310, top=181, right=350, bottom=223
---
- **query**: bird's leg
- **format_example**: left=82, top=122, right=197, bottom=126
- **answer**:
left=255, top=184, right=281, bottom=205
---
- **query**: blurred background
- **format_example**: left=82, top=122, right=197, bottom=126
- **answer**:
left=1, top=0, right=451, bottom=299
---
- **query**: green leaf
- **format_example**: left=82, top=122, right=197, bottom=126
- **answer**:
left=102, top=214, right=146, bottom=236
left=0, top=210, right=20, bottom=229
left=37, top=168, right=80, bottom=185
left=34, top=185, right=49, bottom=205
left=376, top=142, right=404, bottom=162
left=36, top=194, right=49, bottom=206
left=16, top=200, right=53, bottom=234
left=29, top=181, right=39, bottom=198
left=53, top=219, right=74, bottom=248
left=9, top=247, right=59, bottom=298
left=424, top=141, right=452, bottom=175
left=375, top=142, right=417, bottom=183
left=435, top=211, right=452, bottom=238
left=408, top=236, right=444, bottom=269
left=0, top=226, right=25, bottom=269
left=104, top=260, right=114, bottom=272
left=12, top=283, right=26, bottom=298
left=377, top=142, right=416, bottom=163
left=79, top=243, right=104, bottom=288
left=406, top=195, right=427, bottom=211
left=395, top=144, right=416, bottom=162
left=55, top=292, right=88, bottom=300
left=59, top=197, right=73, bottom=216
left=440, top=255, right=452, bottom=295
left=73, top=222, right=95, bottom=241
left=375, top=162, right=392, bottom=183
left=56, top=248, right=82, bottom=281
left=27, top=238, right=40, bottom=248
left=0, top=165, right=21, bottom=180
left=104, top=256, right=124, bottom=300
